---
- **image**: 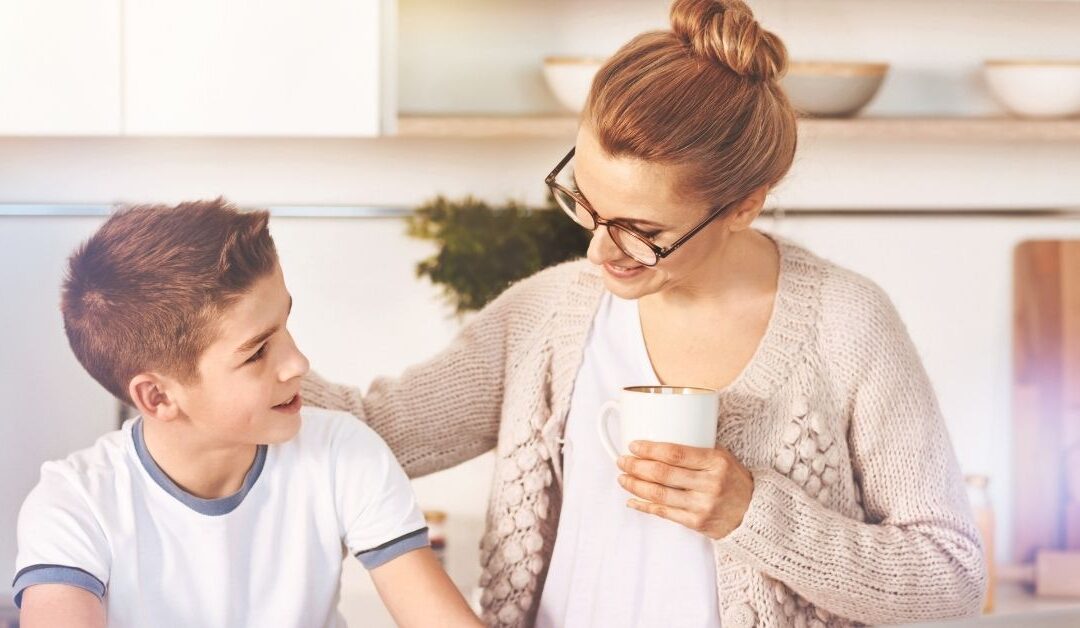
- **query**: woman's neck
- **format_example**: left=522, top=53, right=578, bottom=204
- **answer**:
left=141, top=418, right=258, bottom=500
left=644, top=229, right=780, bottom=312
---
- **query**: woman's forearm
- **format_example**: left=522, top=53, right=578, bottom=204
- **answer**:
left=302, top=361, right=500, bottom=479
left=716, top=468, right=986, bottom=624
left=301, top=273, right=559, bottom=477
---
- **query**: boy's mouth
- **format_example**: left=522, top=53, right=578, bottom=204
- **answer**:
left=272, top=393, right=302, bottom=414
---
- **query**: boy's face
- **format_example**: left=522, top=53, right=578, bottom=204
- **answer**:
left=171, top=263, right=310, bottom=446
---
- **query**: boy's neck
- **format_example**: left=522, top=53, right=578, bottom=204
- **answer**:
left=140, top=418, right=260, bottom=500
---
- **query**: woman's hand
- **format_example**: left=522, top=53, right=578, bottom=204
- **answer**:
left=616, top=440, right=754, bottom=540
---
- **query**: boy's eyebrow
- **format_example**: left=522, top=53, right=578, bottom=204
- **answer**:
left=236, top=295, right=292, bottom=354
left=570, top=172, right=665, bottom=229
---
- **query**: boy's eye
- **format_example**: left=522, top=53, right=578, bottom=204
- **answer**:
left=245, top=344, right=267, bottom=364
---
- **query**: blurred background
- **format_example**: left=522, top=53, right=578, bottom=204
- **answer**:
left=2, top=0, right=1080, bottom=626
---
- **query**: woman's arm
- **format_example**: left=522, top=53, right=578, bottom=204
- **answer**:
left=302, top=263, right=570, bottom=478
left=714, top=279, right=987, bottom=624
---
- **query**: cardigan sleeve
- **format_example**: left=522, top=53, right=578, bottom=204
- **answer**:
left=713, top=269, right=987, bottom=624
left=301, top=263, right=571, bottom=478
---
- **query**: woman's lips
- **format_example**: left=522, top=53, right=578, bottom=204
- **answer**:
left=272, top=393, right=302, bottom=414
left=603, top=261, right=646, bottom=279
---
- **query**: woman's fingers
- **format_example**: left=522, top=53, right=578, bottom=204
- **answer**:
left=616, top=455, right=715, bottom=492
left=625, top=498, right=708, bottom=532
left=617, top=474, right=700, bottom=511
left=628, top=440, right=720, bottom=471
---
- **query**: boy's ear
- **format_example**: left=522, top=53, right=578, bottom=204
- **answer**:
left=128, top=373, right=182, bottom=421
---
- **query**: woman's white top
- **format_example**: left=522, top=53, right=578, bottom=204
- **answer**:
left=535, top=292, right=721, bottom=628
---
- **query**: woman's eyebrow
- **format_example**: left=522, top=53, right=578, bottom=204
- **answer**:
left=570, top=172, right=666, bottom=229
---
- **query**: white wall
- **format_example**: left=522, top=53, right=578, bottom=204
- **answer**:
left=0, top=136, right=1078, bottom=211
left=0, top=217, right=118, bottom=607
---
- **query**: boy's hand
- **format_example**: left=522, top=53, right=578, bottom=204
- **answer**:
left=370, top=546, right=483, bottom=627
left=18, top=584, right=106, bottom=628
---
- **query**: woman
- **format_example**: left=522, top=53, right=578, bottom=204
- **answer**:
left=303, top=1, right=987, bottom=626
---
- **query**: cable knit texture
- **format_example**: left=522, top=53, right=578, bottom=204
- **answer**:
left=301, top=234, right=986, bottom=627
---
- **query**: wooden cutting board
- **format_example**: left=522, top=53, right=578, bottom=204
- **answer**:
left=1013, top=240, right=1080, bottom=563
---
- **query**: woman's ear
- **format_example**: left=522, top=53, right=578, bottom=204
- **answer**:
left=128, top=373, right=182, bottom=422
left=728, top=186, right=769, bottom=232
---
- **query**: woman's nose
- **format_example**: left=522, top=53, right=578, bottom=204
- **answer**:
left=586, top=228, right=625, bottom=266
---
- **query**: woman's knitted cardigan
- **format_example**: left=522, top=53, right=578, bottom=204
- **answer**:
left=302, top=235, right=987, bottom=627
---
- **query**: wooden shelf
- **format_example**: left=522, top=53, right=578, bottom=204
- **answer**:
left=396, top=115, right=579, bottom=139
left=396, top=114, right=1080, bottom=141
left=800, top=117, right=1080, bottom=141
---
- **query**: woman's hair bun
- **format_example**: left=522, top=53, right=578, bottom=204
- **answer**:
left=670, top=0, right=788, bottom=82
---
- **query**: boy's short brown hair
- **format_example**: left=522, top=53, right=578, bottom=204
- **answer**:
left=61, top=198, right=279, bottom=404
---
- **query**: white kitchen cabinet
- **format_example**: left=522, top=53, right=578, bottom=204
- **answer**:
left=0, top=0, right=122, bottom=135
left=123, top=0, right=391, bottom=136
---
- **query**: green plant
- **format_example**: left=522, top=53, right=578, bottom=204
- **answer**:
left=406, top=195, right=590, bottom=314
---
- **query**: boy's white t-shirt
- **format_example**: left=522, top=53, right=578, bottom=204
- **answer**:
left=12, top=407, right=429, bottom=628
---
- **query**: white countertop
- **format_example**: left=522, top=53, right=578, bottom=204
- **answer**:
left=897, top=582, right=1080, bottom=627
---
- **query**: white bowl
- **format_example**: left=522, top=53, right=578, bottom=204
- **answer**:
left=780, top=61, right=889, bottom=118
left=984, top=60, right=1080, bottom=119
left=542, top=57, right=605, bottom=113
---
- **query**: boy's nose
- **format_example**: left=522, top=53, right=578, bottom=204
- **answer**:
left=280, top=335, right=310, bottom=381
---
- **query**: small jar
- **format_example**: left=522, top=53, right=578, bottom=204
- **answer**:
left=965, top=474, right=995, bottom=613
left=424, top=510, right=448, bottom=567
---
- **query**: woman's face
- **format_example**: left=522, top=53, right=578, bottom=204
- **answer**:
left=573, top=125, right=744, bottom=300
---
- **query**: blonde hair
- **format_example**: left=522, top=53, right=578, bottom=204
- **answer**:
left=584, top=0, right=797, bottom=211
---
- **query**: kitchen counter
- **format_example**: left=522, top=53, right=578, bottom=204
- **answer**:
left=898, top=582, right=1080, bottom=627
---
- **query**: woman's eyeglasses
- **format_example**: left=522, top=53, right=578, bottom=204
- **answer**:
left=544, top=147, right=732, bottom=267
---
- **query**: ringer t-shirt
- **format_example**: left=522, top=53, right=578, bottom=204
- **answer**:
left=12, top=407, right=428, bottom=628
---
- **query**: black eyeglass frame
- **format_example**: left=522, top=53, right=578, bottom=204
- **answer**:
left=544, top=147, right=734, bottom=267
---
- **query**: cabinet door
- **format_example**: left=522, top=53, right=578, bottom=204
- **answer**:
left=124, top=0, right=386, bottom=137
left=0, top=0, right=121, bottom=135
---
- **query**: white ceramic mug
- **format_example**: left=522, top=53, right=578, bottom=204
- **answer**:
left=597, top=385, right=720, bottom=460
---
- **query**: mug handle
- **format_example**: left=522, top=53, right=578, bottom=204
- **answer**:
left=597, top=400, right=621, bottom=461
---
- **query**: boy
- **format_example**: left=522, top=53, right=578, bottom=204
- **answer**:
left=12, top=199, right=482, bottom=628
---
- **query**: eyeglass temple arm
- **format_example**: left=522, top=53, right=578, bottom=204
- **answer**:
left=656, top=203, right=732, bottom=259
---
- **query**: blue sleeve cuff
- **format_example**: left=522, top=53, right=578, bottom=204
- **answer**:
left=12, top=564, right=106, bottom=608
left=355, top=527, right=430, bottom=570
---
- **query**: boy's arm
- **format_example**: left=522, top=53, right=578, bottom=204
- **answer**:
left=13, top=468, right=111, bottom=621
left=329, top=414, right=482, bottom=626
left=18, top=584, right=106, bottom=628
left=370, top=547, right=482, bottom=627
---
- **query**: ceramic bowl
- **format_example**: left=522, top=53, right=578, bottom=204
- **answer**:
left=542, top=57, right=605, bottom=113
left=781, top=61, right=889, bottom=117
left=984, top=60, right=1080, bottom=118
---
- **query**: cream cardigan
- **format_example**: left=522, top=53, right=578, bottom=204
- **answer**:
left=302, top=235, right=986, bottom=627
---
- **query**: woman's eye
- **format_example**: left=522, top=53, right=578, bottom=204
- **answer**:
left=640, top=231, right=662, bottom=239
left=245, top=344, right=267, bottom=364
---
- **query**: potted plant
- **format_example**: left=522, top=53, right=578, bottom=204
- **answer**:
left=406, top=195, right=590, bottom=315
